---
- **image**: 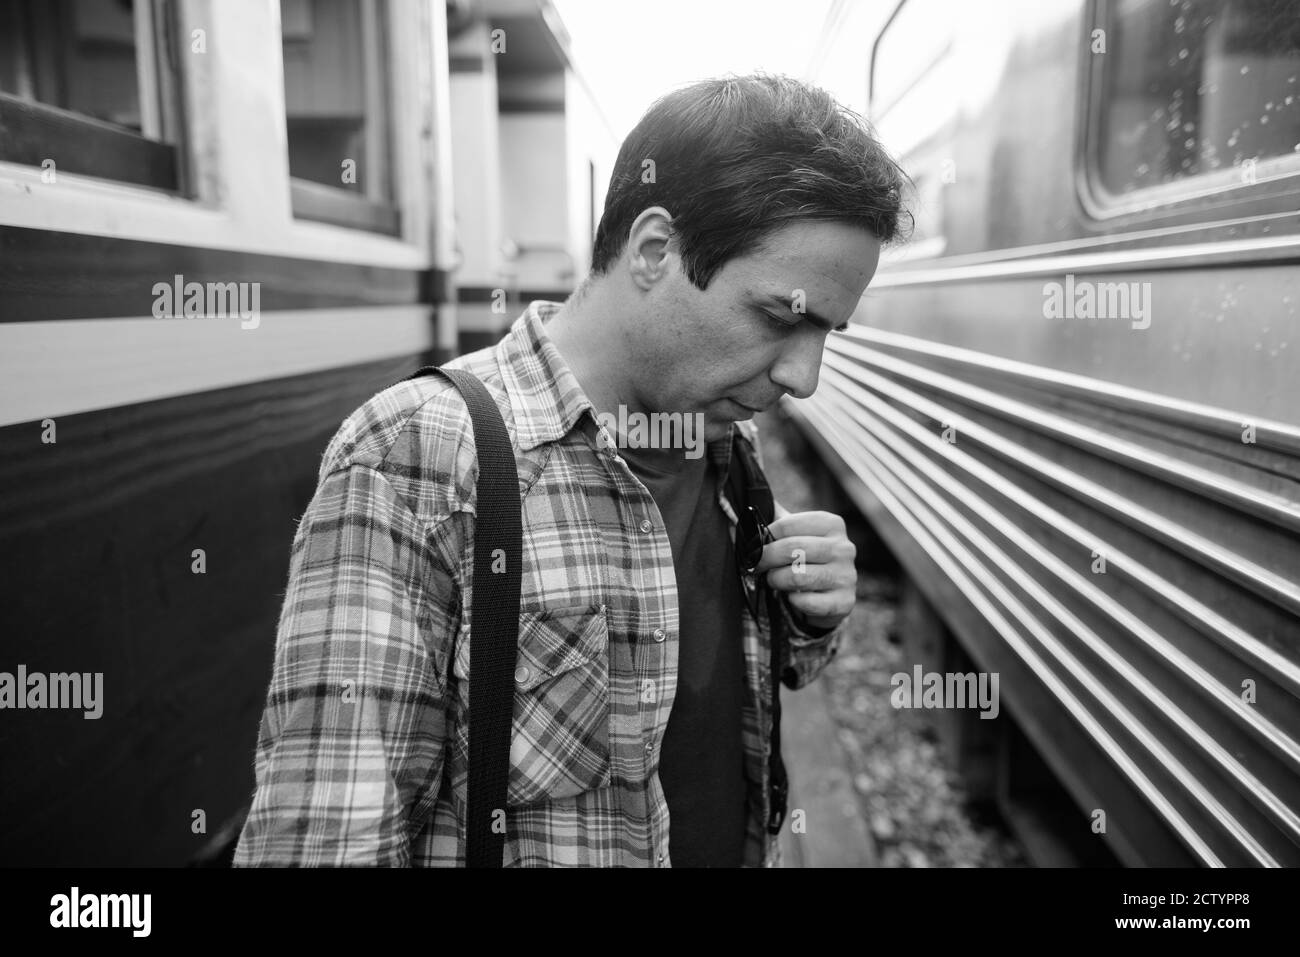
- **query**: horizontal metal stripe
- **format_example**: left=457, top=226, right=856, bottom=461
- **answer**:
left=823, top=353, right=1300, bottom=619
left=830, top=337, right=1300, bottom=531
left=456, top=285, right=572, bottom=304
left=796, top=400, right=1231, bottom=866
left=876, top=208, right=1300, bottom=273
left=0, top=225, right=439, bottom=321
left=0, top=306, right=437, bottom=426
left=812, top=400, right=1282, bottom=864
left=817, top=373, right=1300, bottom=752
left=499, top=100, right=566, bottom=114
left=872, top=232, right=1300, bottom=287
left=837, top=326, right=1300, bottom=454
left=812, top=380, right=1300, bottom=843
left=806, top=365, right=1300, bottom=694
left=812, top=393, right=1290, bottom=861
left=789, top=403, right=1187, bottom=865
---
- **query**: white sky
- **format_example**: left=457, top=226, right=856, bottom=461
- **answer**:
left=551, top=0, right=838, bottom=141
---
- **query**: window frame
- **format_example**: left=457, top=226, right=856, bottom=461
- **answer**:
left=283, top=0, right=401, bottom=237
left=1078, top=0, right=1300, bottom=225
left=0, top=0, right=188, bottom=193
left=868, top=0, right=952, bottom=124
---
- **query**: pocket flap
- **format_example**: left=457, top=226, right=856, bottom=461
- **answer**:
left=512, top=603, right=608, bottom=691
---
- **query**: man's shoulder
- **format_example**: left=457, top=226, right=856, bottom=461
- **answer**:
left=318, top=346, right=510, bottom=510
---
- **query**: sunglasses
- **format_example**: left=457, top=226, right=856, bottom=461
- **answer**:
left=735, top=504, right=774, bottom=622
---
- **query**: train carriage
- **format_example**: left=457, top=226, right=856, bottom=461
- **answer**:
left=0, top=0, right=607, bottom=865
left=800, top=0, right=1300, bottom=865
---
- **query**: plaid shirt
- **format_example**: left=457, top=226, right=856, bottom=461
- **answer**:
left=234, top=300, right=845, bottom=867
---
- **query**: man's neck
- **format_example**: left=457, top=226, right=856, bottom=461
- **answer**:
left=544, top=285, right=637, bottom=419
left=544, top=284, right=734, bottom=446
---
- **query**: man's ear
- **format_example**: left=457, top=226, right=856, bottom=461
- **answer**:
left=625, top=207, right=674, bottom=291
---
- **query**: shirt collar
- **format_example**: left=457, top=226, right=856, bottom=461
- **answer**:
left=494, top=300, right=597, bottom=453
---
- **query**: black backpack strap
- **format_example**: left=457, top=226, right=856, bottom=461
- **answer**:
left=403, top=365, right=521, bottom=868
left=726, top=431, right=789, bottom=836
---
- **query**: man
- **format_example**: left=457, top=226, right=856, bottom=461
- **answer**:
left=235, top=73, right=909, bottom=867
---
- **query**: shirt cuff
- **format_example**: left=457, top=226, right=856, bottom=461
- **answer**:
left=778, top=594, right=841, bottom=644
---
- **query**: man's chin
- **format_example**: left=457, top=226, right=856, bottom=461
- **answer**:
left=703, top=412, right=743, bottom=442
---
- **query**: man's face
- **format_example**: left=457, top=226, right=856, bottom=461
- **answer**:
left=632, top=219, right=883, bottom=441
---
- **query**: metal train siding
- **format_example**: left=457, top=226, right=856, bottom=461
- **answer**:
left=799, top=0, right=1300, bottom=865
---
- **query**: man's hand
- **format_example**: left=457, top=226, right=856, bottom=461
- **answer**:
left=754, top=510, right=856, bottom=632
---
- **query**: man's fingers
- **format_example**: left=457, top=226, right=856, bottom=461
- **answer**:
left=767, top=510, right=845, bottom=540
left=754, top=535, right=855, bottom=575
left=766, top=562, right=855, bottom=594
left=785, top=588, right=853, bottom=620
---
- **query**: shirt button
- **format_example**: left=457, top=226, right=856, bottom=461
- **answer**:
left=652, top=628, right=666, bottom=642
left=514, top=665, right=531, bottom=684
left=657, top=852, right=666, bottom=865
left=644, top=741, right=654, bottom=753
left=639, top=519, right=653, bottom=533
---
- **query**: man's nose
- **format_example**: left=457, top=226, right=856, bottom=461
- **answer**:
left=769, top=329, right=826, bottom=400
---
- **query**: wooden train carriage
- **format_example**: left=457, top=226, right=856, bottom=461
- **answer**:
left=800, top=0, right=1300, bottom=865
left=0, top=0, right=459, bottom=865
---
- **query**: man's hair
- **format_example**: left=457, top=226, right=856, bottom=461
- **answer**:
left=590, top=73, right=912, bottom=290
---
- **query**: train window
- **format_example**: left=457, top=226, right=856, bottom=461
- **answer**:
left=281, top=0, right=399, bottom=235
left=1093, top=0, right=1300, bottom=201
left=870, top=0, right=955, bottom=124
left=869, top=0, right=964, bottom=255
left=0, top=0, right=183, bottom=191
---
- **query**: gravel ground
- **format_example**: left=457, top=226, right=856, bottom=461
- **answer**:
left=757, top=409, right=1029, bottom=868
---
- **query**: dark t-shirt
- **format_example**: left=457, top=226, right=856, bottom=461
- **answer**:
left=620, top=438, right=748, bottom=867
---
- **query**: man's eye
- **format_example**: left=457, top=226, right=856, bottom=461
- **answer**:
left=761, top=311, right=798, bottom=329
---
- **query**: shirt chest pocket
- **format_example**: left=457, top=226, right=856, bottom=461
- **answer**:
left=454, top=602, right=613, bottom=807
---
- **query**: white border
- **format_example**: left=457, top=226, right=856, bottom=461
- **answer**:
left=0, top=306, right=436, bottom=426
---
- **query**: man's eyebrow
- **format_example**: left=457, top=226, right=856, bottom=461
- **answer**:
left=761, top=293, right=850, bottom=332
